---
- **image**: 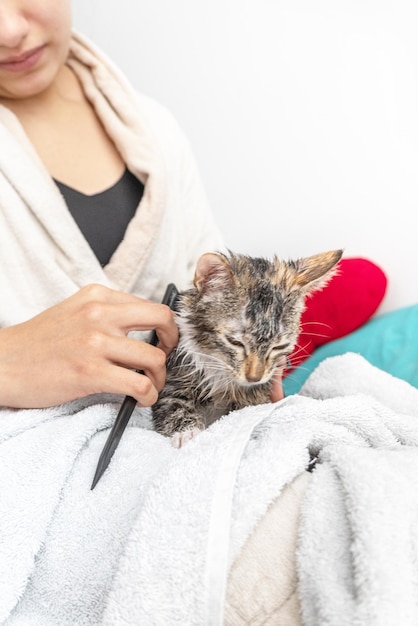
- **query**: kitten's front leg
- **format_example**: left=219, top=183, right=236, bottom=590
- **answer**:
left=170, top=424, right=203, bottom=449
left=152, top=396, right=205, bottom=448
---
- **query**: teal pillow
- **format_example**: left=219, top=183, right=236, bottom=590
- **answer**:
left=283, top=304, right=418, bottom=395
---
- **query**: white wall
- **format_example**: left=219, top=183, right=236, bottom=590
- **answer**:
left=73, top=0, right=418, bottom=313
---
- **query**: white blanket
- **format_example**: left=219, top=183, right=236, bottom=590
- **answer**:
left=1, top=353, right=418, bottom=625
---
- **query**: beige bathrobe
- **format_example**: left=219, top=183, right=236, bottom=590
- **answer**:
left=0, top=32, right=223, bottom=326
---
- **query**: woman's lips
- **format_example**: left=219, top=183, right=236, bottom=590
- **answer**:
left=0, top=45, right=45, bottom=72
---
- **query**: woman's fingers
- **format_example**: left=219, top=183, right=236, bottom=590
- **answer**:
left=270, top=357, right=286, bottom=402
left=104, top=336, right=168, bottom=392
left=94, top=363, right=162, bottom=407
left=73, top=286, right=179, bottom=354
left=99, top=302, right=178, bottom=354
left=0, top=285, right=179, bottom=408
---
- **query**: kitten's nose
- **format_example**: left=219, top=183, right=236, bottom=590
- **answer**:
left=246, top=373, right=262, bottom=383
left=244, top=357, right=264, bottom=383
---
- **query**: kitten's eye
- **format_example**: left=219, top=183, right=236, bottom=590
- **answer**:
left=269, top=343, right=290, bottom=357
left=225, top=336, right=245, bottom=350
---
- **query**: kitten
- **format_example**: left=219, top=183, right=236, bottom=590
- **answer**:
left=152, top=249, right=342, bottom=447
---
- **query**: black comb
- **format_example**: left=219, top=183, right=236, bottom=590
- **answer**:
left=91, top=283, right=179, bottom=489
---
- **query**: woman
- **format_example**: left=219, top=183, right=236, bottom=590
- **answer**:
left=0, top=0, right=385, bottom=411
left=0, top=0, right=232, bottom=409
left=1, top=3, right=398, bottom=625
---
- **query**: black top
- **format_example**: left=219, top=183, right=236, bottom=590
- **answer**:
left=55, top=168, right=144, bottom=266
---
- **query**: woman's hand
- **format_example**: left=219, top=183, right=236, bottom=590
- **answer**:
left=0, top=284, right=178, bottom=409
left=270, top=357, right=286, bottom=402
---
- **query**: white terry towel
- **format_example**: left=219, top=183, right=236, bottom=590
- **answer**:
left=0, top=353, right=418, bottom=625
left=296, top=355, right=418, bottom=626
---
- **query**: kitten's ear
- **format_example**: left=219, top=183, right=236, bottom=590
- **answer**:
left=292, top=249, right=343, bottom=293
left=194, top=253, right=233, bottom=293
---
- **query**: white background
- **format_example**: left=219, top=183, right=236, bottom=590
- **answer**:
left=72, top=0, right=418, bottom=313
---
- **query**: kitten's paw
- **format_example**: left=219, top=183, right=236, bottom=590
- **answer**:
left=171, top=427, right=202, bottom=448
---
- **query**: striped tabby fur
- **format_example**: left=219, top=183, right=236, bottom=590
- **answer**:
left=152, top=249, right=342, bottom=446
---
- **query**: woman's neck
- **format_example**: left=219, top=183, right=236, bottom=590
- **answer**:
left=0, top=64, right=126, bottom=195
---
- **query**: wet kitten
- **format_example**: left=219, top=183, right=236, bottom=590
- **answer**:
left=152, top=249, right=342, bottom=447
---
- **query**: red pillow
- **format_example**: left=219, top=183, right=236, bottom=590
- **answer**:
left=285, top=258, right=388, bottom=374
